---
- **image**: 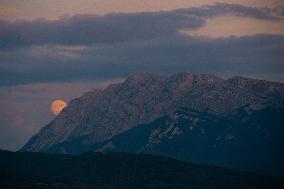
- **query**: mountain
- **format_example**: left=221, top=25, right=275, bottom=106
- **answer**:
left=0, top=150, right=283, bottom=189
left=92, top=106, right=284, bottom=176
left=21, top=72, right=284, bottom=154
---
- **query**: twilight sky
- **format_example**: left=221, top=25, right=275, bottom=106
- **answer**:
left=0, top=0, right=284, bottom=151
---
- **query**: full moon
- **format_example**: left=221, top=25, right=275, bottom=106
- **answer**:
left=51, top=100, right=67, bottom=116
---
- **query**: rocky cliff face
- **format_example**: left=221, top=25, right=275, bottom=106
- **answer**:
left=21, top=72, right=284, bottom=153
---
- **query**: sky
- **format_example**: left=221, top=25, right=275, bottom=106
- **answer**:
left=0, top=0, right=284, bottom=151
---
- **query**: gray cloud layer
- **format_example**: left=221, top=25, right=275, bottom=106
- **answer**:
left=0, top=11, right=202, bottom=48
left=0, top=3, right=284, bottom=86
left=1, top=34, right=284, bottom=86
left=0, top=3, right=282, bottom=48
left=176, top=3, right=282, bottom=19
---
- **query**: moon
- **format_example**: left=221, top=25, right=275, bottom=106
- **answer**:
left=51, top=100, right=67, bottom=116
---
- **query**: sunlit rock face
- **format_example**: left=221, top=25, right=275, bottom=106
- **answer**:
left=21, top=72, right=284, bottom=155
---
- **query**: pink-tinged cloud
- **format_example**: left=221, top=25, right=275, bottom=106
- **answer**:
left=182, top=15, right=284, bottom=38
left=12, top=115, right=24, bottom=125
left=0, top=3, right=282, bottom=49
left=1, top=0, right=283, bottom=20
left=0, top=7, right=18, bottom=16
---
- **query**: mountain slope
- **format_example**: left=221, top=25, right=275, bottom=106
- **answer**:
left=0, top=150, right=283, bottom=189
left=21, top=72, right=284, bottom=153
left=91, top=106, right=284, bottom=176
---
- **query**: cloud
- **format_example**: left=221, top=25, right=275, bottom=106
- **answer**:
left=12, top=115, right=24, bottom=125
left=0, top=3, right=284, bottom=86
left=2, top=0, right=283, bottom=20
left=183, top=15, right=284, bottom=37
left=0, top=3, right=283, bottom=48
left=176, top=3, right=281, bottom=20
left=0, top=12, right=203, bottom=48
left=1, top=34, right=284, bottom=86
left=0, top=7, right=18, bottom=16
left=270, top=5, right=284, bottom=17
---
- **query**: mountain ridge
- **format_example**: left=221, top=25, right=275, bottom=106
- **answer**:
left=21, top=72, right=284, bottom=152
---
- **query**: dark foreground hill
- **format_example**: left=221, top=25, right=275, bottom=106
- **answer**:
left=0, top=150, right=282, bottom=189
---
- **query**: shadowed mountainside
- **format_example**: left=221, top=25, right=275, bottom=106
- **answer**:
left=91, top=106, right=284, bottom=176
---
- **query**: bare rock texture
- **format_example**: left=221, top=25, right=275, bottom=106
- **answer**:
left=21, top=72, right=284, bottom=153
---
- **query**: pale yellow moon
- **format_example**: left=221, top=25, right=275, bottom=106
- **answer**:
left=51, top=100, right=67, bottom=116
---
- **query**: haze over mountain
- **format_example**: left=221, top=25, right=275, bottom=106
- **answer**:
left=21, top=72, right=284, bottom=175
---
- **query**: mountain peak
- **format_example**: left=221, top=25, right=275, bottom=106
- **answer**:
left=227, top=76, right=253, bottom=83
left=21, top=72, right=284, bottom=154
left=124, top=73, right=166, bottom=85
left=168, top=72, right=224, bottom=84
